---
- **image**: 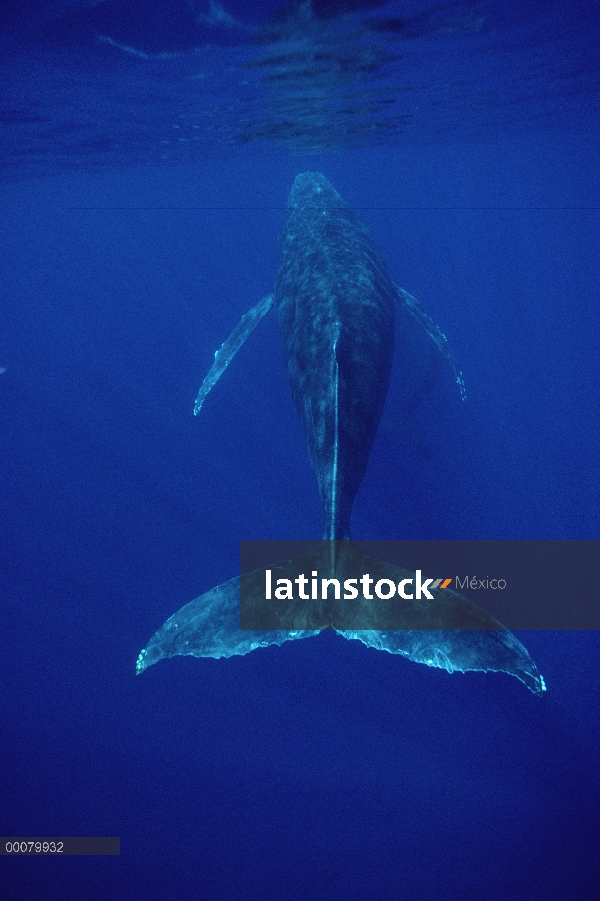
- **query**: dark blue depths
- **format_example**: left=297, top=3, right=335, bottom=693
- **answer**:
left=1, top=3, right=600, bottom=901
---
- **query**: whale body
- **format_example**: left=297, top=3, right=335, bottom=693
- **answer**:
left=136, top=173, right=544, bottom=696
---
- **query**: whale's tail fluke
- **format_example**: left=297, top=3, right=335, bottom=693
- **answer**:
left=136, top=543, right=545, bottom=696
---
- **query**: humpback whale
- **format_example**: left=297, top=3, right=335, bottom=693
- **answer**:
left=136, top=172, right=545, bottom=695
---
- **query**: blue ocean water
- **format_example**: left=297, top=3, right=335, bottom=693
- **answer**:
left=1, top=2, right=599, bottom=899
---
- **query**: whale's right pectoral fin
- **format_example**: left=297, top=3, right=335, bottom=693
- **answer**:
left=194, top=293, right=274, bottom=414
left=394, top=284, right=466, bottom=401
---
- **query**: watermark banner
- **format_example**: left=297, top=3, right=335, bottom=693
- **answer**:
left=239, top=540, right=600, bottom=630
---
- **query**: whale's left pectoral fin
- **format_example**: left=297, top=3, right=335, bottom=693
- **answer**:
left=135, top=575, right=318, bottom=674
left=394, top=284, right=466, bottom=401
left=194, top=293, right=274, bottom=413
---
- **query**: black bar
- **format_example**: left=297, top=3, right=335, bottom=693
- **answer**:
left=0, top=838, right=120, bottom=856
left=240, top=539, right=600, bottom=630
